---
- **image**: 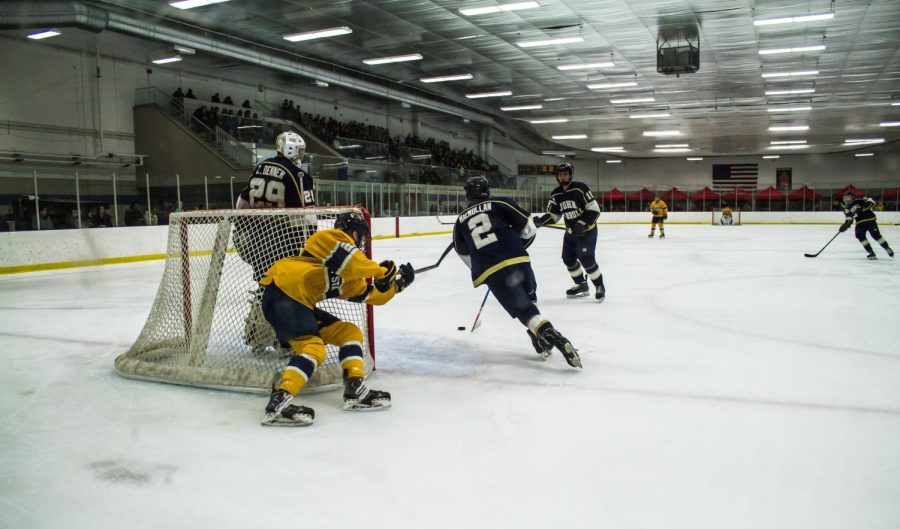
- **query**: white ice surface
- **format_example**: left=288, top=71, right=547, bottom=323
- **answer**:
left=1, top=224, right=899, bottom=529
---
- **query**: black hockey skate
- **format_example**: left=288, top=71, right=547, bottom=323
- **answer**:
left=262, top=389, right=315, bottom=427
left=593, top=274, right=606, bottom=303
left=343, top=377, right=391, bottom=411
left=887, top=248, right=895, bottom=258
left=538, top=323, right=582, bottom=369
left=867, top=253, right=877, bottom=260
left=527, top=329, right=552, bottom=360
left=566, top=281, right=590, bottom=298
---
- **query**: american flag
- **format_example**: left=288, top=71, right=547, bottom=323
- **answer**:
left=712, top=164, right=758, bottom=191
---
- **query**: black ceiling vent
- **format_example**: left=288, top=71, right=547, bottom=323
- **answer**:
left=657, top=28, right=699, bottom=76
left=537, top=23, right=582, bottom=31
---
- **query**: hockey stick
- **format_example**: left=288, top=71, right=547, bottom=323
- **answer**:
left=804, top=231, right=841, bottom=258
left=470, top=288, right=491, bottom=332
left=435, top=215, right=455, bottom=226
left=415, top=241, right=455, bottom=274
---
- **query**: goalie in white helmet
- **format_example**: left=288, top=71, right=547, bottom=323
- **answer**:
left=236, top=131, right=314, bottom=210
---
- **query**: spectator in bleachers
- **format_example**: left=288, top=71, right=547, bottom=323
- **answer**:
left=241, top=99, right=251, bottom=108
left=38, top=207, right=54, bottom=230
left=172, top=87, right=184, bottom=100
left=211, top=92, right=221, bottom=103
left=94, top=205, right=113, bottom=228
left=281, top=99, right=290, bottom=118
left=146, top=208, right=159, bottom=226
left=124, top=201, right=144, bottom=226
left=185, top=88, right=196, bottom=99
left=224, top=95, right=234, bottom=106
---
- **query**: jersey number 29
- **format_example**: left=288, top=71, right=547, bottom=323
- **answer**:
left=467, top=213, right=498, bottom=250
left=249, top=177, right=285, bottom=208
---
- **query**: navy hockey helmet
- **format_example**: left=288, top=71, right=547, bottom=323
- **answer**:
left=842, top=191, right=856, bottom=204
left=555, top=162, right=574, bottom=185
left=334, top=211, right=369, bottom=246
left=464, top=176, right=491, bottom=202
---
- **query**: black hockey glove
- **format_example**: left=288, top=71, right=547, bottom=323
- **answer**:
left=839, top=219, right=852, bottom=233
left=570, top=219, right=588, bottom=237
left=534, top=214, right=553, bottom=227
left=394, top=263, right=415, bottom=292
left=374, top=260, right=397, bottom=293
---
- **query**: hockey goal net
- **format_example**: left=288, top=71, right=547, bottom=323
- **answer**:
left=115, top=207, right=374, bottom=394
left=711, top=207, right=742, bottom=225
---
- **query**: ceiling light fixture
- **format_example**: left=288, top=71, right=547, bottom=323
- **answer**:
left=855, top=153, right=875, bottom=157
left=500, top=104, right=543, bottom=111
left=466, top=90, right=513, bottom=99
left=655, top=144, right=688, bottom=148
left=529, top=118, right=568, bottom=124
left=766, top=144, right=809, bottom=150
left=754, top=12, right=834, bottom=26
left=768, top=125, right=809, bottom=132
left=517, top=36, right=584, bottom=48
left=543, top=97, right=567, bottom=102
left=557, top=62, right=615, bottom=71
left=629, top=112, right=670, bottom=119
left=654, top=148, right=692, bottom=153
left=420, top=73, right=474, bottom=83
left=363, top=53, right=423, bottom=65
left=552, top=134, right=587, bottom=140
left=765, top=88, right=816, bottom=95
left=169, top=0, right=229, bottom=9
left=152, top=56, right=182, bottom=64
left=587, top=81, right=638, bottom=90
left=283, top=26, right=352, bottom=42
left=770, top=140, right=807, bottom=145
left=686, top=157, right=703, bottom=161
left=642, top=130, right=682, bottom=137
left=762, top=155, right=781, bottom=159
left=767, top=106, right=812, bottom=113
left=606, top=160, right=622, bottom=163
left=762, top=70, right=819, bottom=79
left=759, top=45, right=825, bottom=55
left=591, top=146, right=624, bottom=152
left=459, top=1, right=540, bottom=16
left=611, top=97, right=655, bottom=104
left=879, top=121, right=900, bottom=127
left=26, top=30, right=61, bottom=40
left=542, top=150, right=576, bottom=156
left=843, top=138, right=884, bottom=145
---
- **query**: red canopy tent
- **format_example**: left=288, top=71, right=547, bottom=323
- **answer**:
left=661, top=187, right=689, bottom=201
left=754, top=186, right=786, bottom=200
left=627, top=188, right=657, bottom=201
left=720, top=187, right=753, bottom=202
left=690, top=187, right=720, bottom=201
left=600, top=188, right=627, bottom=200
left=833, top=184, right=865, bottom=198
left=788, top=185, right=820, bottom=200
left=881, top=187, right=900, bottom=200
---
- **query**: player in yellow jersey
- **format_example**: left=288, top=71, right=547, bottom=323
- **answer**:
left=259, top=211, right=415, bottom=426
left=720, top=205, right=734, bottom=225
left=649, top=194, right=668, bottom=238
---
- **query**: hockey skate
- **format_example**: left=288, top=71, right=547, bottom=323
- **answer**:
left=343, top=377, right=391, bottom=411
left=261, top=389, right=315, bottom=427
left=660, top=233, right=665, bottom=239
left=527, top=329, right=552, bottom=360
left=867, top=253, right=877, bottom=260
left=595, top=285, right=606, bottom=303
left=538, top=323, right=582, bottom=369
left=887, top=248, right=895, bottom=258
left=566, top=282, right=590, bottom=298
left=648, top=233, right=654, bottom=238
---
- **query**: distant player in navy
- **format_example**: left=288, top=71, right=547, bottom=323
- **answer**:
left=453, top=176, right=582, bottom=368
left=840, top=192, right=894, bottom=260
left=535, top=162, right=606, bottom=302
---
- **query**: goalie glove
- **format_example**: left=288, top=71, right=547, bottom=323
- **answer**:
left=839, top=219, right=852, bottom=233
left=373, top=260, right=397, bottom=293
left=570, top=219, right=589, bottom=237
left=394, top=263, right=415, bottom=292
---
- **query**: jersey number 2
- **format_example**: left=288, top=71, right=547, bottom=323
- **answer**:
left=467, top=213, right=498, bottom=250
left=249, top=177, right=285, bottom=208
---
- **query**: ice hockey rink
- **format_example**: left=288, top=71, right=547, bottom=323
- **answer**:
left=1, top=223, right=899, bottom=529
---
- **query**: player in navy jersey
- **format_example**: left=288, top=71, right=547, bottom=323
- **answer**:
left=236, top=131, right=314, bottom=209
left=840, top=192, right=894, bottom=260
left=536, top=162, right=605, bottom=302
left=453, top=176, right=582, bottom=368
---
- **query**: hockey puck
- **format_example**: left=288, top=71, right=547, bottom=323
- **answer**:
left=457, top=326, right=466, bottom=331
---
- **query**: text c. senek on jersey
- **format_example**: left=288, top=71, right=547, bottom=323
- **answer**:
left=260, top=165, right=286, bottom=179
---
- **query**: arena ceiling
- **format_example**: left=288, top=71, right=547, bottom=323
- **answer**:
left=4, top=0, right=899, bottom=159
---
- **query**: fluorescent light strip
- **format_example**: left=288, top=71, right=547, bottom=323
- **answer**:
left=769, top=125, right=809, bottom=132
left=759, top=45, right=825, bottom=55
left=169, top=0, right=228, bottom=9
left=152, top=56, right=182, bottom=64
left=611, top=97, right=655, bottom=104
left=629, top=112, right=670, bottom=119
left=686, top=157, right=703, bottom=161
left=605, top=160, right=622, bottom=164
left=466, top=90, right=512, bottom=99
left=767, top=144, right=809, bottom=150
left=762, top=155, right=780, bottom=159
left=529, top=118, right=568, bottom=124
left=557, top=62, right=614, bottom=71
left=767, top=106, right=812, bottom=113
left=591, top=147, right=624, bottom=152
left=542, top=150, right=576, bottom=155
left=363, top=53, right=423, bottom=65
left=879, top=121, right=900, bottom=127
left=500, top=104, right=543, bottom=111
left=27, top=30, right=61, bottom=40
left=855, top=153, right=875, bottom=157
left=770, top=140, right=807, bottom=145
left=552, top=134, right=587, bottom=140
left=642, top=130, right=682, bottom=137
left=765, top=88, right=815, bottom=95
left=283, top=26, right=352, bottom=42
left=459, top=1, right=540, bottom=16
left=543, top=97, right=567, bottom=102
left=654, top=148, right=692, bottom=153
left=587, top=81, right=638, bottom=90
left=420, top=73, right=473, bottom=83
left=843, top=138, right=884, bottom=145
left=517, top=36, right=584, bottom=48
left=762, top=70, right=819, bottom=79
left=655, top=144, right=688, bottom=148
left=754, top=12, right=834, bottom=26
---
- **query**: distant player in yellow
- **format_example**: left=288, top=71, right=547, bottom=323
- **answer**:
left=649, top=194, right=668, bottom=238
left=720, top=205, right=734, bottom=225
left=258, top=211, right=415, bottom=426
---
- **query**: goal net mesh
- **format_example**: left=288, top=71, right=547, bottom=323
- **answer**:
left=115, top=207, right=374, bottom=394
